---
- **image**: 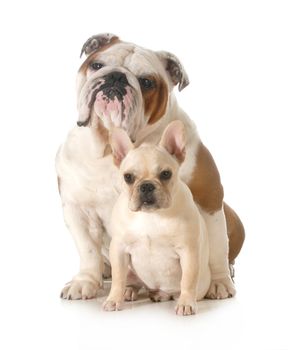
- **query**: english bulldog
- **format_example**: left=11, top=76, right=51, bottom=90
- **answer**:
left=56, top=33, right=245, bottom=301
left=104, top=121, right=211, bottom=316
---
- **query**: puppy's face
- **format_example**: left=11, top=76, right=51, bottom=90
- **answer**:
left=77, top=34, right=189, bottom=141
left=111, top=120, right=186, bottom=212
left=120, top=146, right=179, bottom=212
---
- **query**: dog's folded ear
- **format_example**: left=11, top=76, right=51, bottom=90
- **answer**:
left=159, top=120, right=186, bottom=163
left=80, top=33, right=119, bottom=57
left=110, top=128, right=134, bottom=167
left=156, top=51, right=189, bottom=91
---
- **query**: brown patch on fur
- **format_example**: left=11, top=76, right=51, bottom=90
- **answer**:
left=224, top=202, right=245, bottom=263
left=144, top=76, right=168, bottom=124
left=188, top=142, right=224, bottom=214
left=104, top=144, right=112, bottom=157
left=78, top=37, right=121, bottom=75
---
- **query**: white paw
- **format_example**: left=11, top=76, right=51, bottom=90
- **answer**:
left=124, top=286, right=139, bottom=301
left=60, top=280, right=100, bottom=300
left=206, top=276, right=236, bottom=299
left=103, top=299, right=123, bottom=311
left=175, top=298, right=197, bottom=316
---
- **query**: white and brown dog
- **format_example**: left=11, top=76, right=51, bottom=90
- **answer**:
left=56, top=33, right=244, bottom=301
left=104, top=121, right=210, bottom=316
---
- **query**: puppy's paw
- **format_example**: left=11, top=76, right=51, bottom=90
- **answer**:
left=149, top=290, right=173, bottom=302
left=103, top=299, right=123, bottom=311
left=124, top=286, right=139, bottom=301
left=60, top=280, right=100, bottom=300
left=175, top=298, right=197, bottom=316
left=206, top=276, right=236, bottom=299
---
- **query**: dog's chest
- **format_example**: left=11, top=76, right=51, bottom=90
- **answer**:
left=56, top=127, right=121, bottom=219
left=128, top=237, right=181, bottom=292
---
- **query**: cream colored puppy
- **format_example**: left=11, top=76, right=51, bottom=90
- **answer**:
left=103, top=121, right=211, bottom=316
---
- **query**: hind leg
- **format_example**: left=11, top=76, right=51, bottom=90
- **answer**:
left=203, top=208, right=236, bottom=300
left=124, top=269, right=143, bottom=301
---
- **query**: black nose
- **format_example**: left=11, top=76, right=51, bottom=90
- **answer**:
left=105, top=71, right=129, bottom=86
left=140, top=182, right=155, bottom=194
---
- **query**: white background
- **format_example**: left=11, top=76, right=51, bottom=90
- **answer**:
left=0, top=1, right=288, bottom=349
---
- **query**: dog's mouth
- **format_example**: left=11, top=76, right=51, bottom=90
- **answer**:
left=140, top=200, right=160, bottom=212
left=131, top=201, right=160, bottom=212
left=94, top=86, right=135, bottom=125
left=78, top=72, right=137, bottom=130
left=129, top=197, right=170, bottom=212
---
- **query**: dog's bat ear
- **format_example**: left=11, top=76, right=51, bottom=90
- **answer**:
left=159, top=120, right=187, bottom=163
left=110, top=128, right=134, bottom=167
left=156, top=51, right=189, bottom=91
left=80, top=33, right=119, bottom=58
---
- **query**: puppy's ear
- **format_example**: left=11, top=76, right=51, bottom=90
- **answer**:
left=80, top=33, right=119, bottom=57
left=159, top=120, right=186, bottom=163
left=110, top=128, right=134, bottom=167
left=156, top=51, right=189, bottom=91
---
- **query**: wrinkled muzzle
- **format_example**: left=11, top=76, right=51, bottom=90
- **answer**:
left=129, top=180, right=171, bottom=212
left=77, top=70, right=143, bottom=138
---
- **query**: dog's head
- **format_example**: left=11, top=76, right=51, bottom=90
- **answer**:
left=111, top=120, right=186, bottom=212
left=77, top=33, right=189, bottom=141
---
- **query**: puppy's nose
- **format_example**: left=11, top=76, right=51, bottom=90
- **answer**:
left=105, top=71, right=128, bottom=86
left=140, top=182, right=155, bottom=194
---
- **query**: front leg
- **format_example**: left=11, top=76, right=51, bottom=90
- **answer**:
left=103, top=240, right=129, bottom=311
left=61, top=203, right=103, bottom=300
left=202, top=209, right=236, bottom=299
left=175, top=245, right=199, bottom=316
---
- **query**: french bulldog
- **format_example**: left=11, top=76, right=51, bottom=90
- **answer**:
left=103, top=121, right=211, bottom=315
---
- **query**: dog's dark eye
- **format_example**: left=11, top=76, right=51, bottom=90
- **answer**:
left=124, top=173, right=135, bottom=184
left=138, top=77, right=156, bottom=90
left=90, top=62, right=104, bottom=71
left=159, top=170, right=172, bottom=181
